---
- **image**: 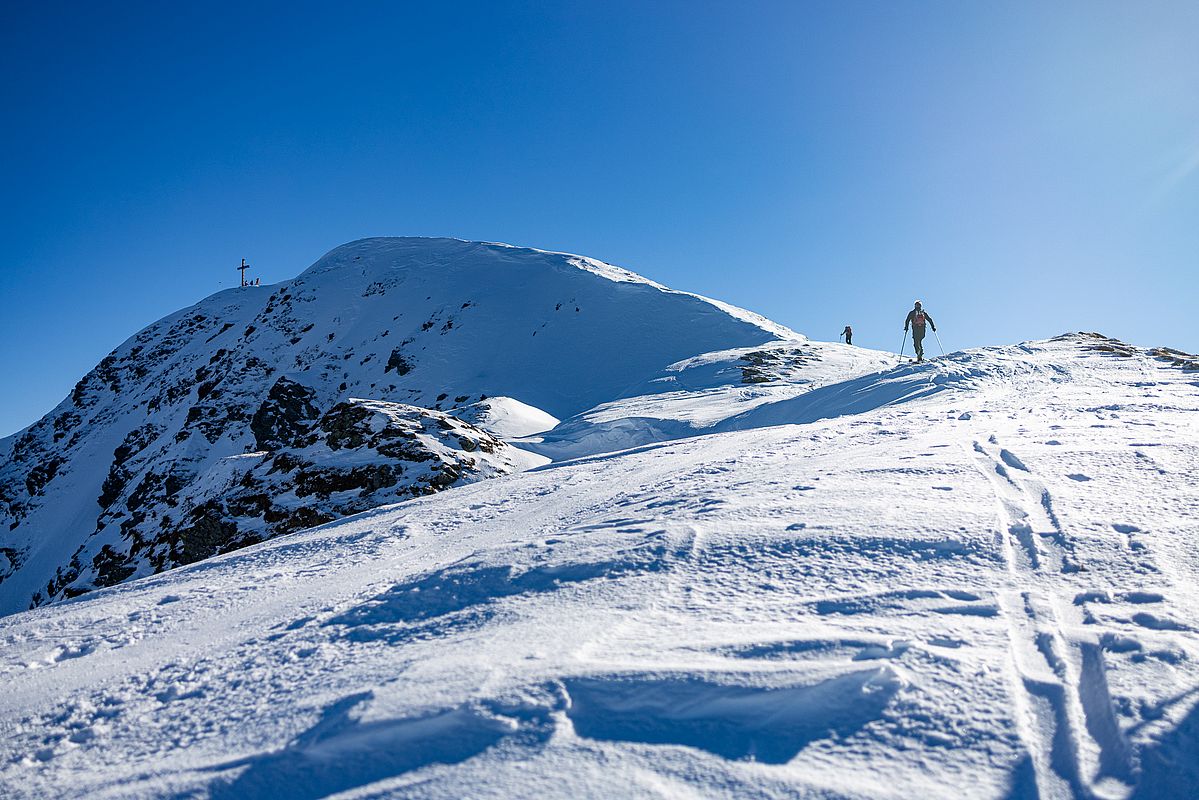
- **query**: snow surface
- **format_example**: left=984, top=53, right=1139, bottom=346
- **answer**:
left=2, top=333, right=1197, bottom=798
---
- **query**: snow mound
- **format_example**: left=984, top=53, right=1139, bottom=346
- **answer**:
left=449, top=397, right=559, bottom=439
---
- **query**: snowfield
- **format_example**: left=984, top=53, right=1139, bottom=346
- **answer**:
left=2, top=333, right=1197, bottom=799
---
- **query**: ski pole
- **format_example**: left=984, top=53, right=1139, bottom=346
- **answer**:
left=899, top=329, right=908, bottom=358
left=933, top=329, right=945, bottom=356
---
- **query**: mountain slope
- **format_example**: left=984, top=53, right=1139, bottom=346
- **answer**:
left=1, top=334, right=1196, bottom=799
left=0, top=238, right=795, bottom=614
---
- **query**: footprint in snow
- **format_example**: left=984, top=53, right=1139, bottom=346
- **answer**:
left=1100, top=632, right=1142, bottom=653
left=284, top=616, right=316, bottom=631
left=51, top=642, right=97, bottom=662
left=68, top=727, right=96, bottom=744
left=1111, top=523, right=1141, bottom=534
left=853, top=641, right=911, bottom=661
left=927, top=637, right=967, bottom=649
left=1066, top=474, right=1091, bottom=482
left=998, top=449, right=1030, bottom=472
left=1074, top=590, right=1163, bottom=606
left=1132, top=612, right=1189, bottom=632
left=932, top=604, right=999, bottom=618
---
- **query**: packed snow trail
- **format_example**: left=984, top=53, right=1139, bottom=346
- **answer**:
left=0, top=335, right=1197, bottom=798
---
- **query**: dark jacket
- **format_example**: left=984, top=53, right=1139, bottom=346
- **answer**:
left=904, top=308, right=935, bottom=332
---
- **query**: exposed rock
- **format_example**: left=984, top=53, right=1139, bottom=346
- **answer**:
left=250, top=377, right=320, bottom=450
left=178, top=506, right=242, bottom=565
left=740, top=347, right=822, bottom=384
left=41, top=399, right=530, bottom=598
left=385, top=348, right=413, bottom=375
left=25, top=458, right=65, bottom=498
left=1149, top=346, right=1199, bottom=371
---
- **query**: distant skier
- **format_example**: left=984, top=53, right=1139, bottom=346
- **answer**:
left=903, top=301, right=936, bottom=362
left=840, top=325, right=853, bottom=345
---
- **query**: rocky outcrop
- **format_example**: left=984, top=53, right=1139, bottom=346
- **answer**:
left=250, top=377, right=321, bottom=450
left=740, top=347, right=823, bottom=384
left=1149, top=346, right=1199, bottom=371
left=40, top=397, right=528, bottom=599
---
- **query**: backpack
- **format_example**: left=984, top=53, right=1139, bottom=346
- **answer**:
left=914, top=311, right=926, bottom=327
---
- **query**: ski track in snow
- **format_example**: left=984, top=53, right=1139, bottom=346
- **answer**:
left=971, top=436, right=1134, bottom=798
left=0, top=335, right=1197, bottom=798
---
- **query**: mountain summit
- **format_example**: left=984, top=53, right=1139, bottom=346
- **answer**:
left=0, top=238, right=797, bottom=614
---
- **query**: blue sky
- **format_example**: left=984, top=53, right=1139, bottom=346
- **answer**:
left=2, top=1, right=1197, bottom=436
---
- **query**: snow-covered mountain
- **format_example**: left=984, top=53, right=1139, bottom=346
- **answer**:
left=0, top=238, right=804, bottom=614
left=1, top=331, right=1196, bottom=799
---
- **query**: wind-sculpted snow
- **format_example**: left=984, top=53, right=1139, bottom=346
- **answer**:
left=563, top=668, right=903, bottom=763
left=449, top=396, right=560, bottom=439
left=719, top=343, right=1072, bottom=433
left=0, top=237, right=792, bottom=614
left=325, top=542, right=669, bottom=643
left=521, top=339, right=1068, bottom=460
left=205, top=692, right=536, bottom=800
left=524, top=339, right=900, bottom=460
left=1, top=332, right=1197, bottom=798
